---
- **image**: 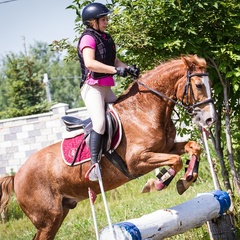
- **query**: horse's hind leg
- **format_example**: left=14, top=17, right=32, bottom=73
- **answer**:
left=16, top=190, right=70, bottom=240
left=32, top=207, right=69, bottom=240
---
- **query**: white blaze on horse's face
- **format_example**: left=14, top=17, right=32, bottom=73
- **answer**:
left=192, top=74, right=216, bottom=128
left=202, top=75, right=215, bottom=116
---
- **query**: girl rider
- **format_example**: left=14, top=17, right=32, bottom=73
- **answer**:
left=78, top=2, right=140, bottom=181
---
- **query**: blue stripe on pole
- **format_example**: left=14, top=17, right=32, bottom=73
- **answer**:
left=115, top=222, right=142, bottom=240
left=211, top=190, right=231, bottom=215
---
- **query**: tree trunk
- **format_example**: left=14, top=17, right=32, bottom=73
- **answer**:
left=206, top=58, right=239, bottom=239
left=224, top=79, right=240, bottom=197
left=210, top=105, right=232, bottom=194
left=209, top=58, right=240, bottom=197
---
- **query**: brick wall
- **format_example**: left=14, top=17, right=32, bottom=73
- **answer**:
left=0, top=103, right=88, bottom=176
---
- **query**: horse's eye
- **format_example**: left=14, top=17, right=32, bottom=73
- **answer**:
left=195, top=83, right=203, bottom=89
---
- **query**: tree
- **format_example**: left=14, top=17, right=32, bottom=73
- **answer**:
left=29, top=41, right=83, bottom=108
left=50, top=60, right=83, bottom=108
left=0, top=52, right=49, bottom=119
left=28, top=41, right=61, bottom=74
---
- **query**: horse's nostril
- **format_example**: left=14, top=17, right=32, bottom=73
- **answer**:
left=206, top=118, right=214, bottom=126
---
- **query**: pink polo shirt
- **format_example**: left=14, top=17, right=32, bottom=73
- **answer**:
left=79, top=34, right=115, bottom=86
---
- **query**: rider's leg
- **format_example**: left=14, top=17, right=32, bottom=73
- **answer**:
left=105, top=87, right=117, bottom=103
left=81, top=85, right=107, bottom=181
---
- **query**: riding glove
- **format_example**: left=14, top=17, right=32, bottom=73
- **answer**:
left=127, top=65, right=140, bottom=78
left=115, top=67, right=128, bottom=77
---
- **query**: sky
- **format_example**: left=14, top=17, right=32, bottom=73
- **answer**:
left=0, top=0, right=77, bottom=57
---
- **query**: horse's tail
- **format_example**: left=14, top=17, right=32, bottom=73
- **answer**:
left=0, top=175, right=14, bottom=214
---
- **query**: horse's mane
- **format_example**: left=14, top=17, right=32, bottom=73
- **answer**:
left=116, top=55, right=206, bottom=103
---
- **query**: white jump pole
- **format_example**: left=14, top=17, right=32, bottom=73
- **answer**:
left=88, top=188, right=99, bottom=240
left=202, top=128, right=220, bottom=190
left=100, top=190, right=230, bottom=240
left=95, top=163, right=116, bottom=239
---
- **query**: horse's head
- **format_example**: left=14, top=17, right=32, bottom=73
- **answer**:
left=176, top=55, right=215, bottom=128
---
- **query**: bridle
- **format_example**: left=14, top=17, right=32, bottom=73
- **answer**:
left=134, top=71, right=214, bottom=114
left=182, top=71, right=214, bottom=112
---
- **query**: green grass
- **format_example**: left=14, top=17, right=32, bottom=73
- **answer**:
left=1, top=160, right=239, bottom=240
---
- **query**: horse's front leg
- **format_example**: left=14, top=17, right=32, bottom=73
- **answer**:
left=141, top=141, right=201, bottom=195
left=138, top=151, right=184, bottom=193
left=176, top=141, right=201, bottom=195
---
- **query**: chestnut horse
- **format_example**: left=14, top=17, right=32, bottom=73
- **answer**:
left=0, top=55, right=215, bottom=239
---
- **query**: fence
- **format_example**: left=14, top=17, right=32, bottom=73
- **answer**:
left=0, top=103, right=88, bottom=176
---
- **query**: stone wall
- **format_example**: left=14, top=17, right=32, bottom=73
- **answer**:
left=0, top=103, right=88, bottom=176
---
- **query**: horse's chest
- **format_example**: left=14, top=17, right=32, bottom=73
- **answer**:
left=156, top=124, right=176, bottom=151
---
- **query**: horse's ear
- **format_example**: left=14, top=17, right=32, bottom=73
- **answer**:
left=181, top=55, right=195, bottom=71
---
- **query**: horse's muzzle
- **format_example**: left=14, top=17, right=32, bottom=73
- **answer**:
left=192, top=107, right=216, bottom=128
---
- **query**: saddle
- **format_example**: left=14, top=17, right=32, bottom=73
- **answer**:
left=61, top=105, right=138, bottom=179
left=62, top=104, right=121, bottom=152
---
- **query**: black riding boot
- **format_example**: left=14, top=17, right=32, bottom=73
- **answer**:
left=87, top=130, right=104, bottom=181
left=90, top=130, right=103, bottom=165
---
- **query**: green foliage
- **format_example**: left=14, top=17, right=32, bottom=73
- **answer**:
left=27, top=41, right=83, bottom=108
left=0, top=102, right=50, bottom=120
left=108, top=0, right=240, bottom=69
left=49, top=39, right=79, bottom=62
left=7, top=197, right=24, bottom=221
left=50, top=60, right=83, bottom=108
left=0, top=52, right=51, bottom=119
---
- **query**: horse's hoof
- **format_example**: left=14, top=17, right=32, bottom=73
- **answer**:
left=141, top=179, right=156, bottom=193
left=176, top=179, right=188, bottom=195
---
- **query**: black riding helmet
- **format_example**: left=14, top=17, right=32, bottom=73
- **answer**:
left=82, top=2, right=112, bottom=26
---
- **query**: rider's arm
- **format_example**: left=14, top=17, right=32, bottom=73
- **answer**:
left=82, top=47, right=117, bottom=74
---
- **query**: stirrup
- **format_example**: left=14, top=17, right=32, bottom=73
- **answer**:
left=85, top=163, right=99, bottom=182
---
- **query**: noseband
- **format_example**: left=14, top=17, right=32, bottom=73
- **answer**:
left=135, top=71, right=214, bottom=114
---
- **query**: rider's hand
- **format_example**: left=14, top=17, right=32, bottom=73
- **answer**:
left=115, top=67, right=128, bottom=77
left=127, top=65, right=140, bottom=78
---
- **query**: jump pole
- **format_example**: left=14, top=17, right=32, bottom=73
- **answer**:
left=100, top=190, right=230, bottom=240
left=95, top=163, right=116, bottom=239
left=88, top=188, right=99, bottom=240
left=201, top=128, right=220, bottom=190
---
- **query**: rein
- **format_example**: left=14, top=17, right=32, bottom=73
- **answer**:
left=134, top=71, right=214, bottom=114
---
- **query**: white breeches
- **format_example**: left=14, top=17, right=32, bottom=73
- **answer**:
left=81, top=84, right=117, bottom=134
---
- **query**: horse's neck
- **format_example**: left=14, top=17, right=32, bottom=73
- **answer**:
left=114, top=84, right=175, bottom=128
left=115, top=60, right=185, bottom=124
left=118, top=59, right=185, bottom=100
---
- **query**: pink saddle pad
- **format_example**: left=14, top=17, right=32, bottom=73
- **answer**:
left=61, top=134, right=90, bottom=166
